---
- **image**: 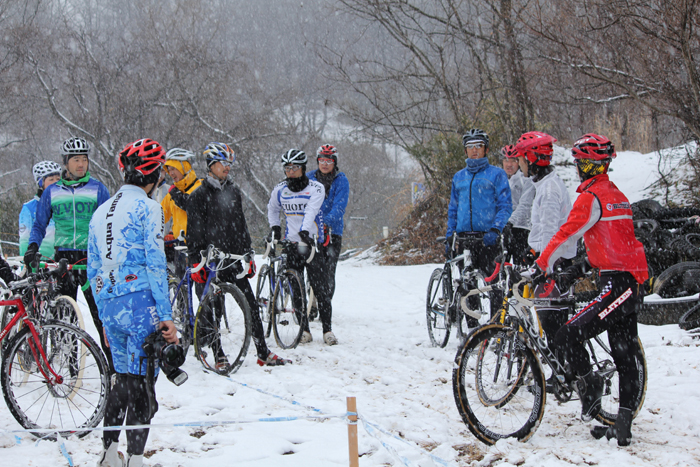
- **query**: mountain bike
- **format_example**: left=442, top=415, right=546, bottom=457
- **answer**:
left=256, top=238, right=315, bottom=349
left=181, top=245, right=253, bottom=375
left=0, top=259, right=109, bottom=439
left=452, top=264, right=647, bottom=445
left=426, top=234, right=498, bottom=347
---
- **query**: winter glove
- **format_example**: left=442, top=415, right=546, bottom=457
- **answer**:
left=483, top=228, right=500, bottom=247
left=298, top=230, right=313, bottom=248
left=23, top=243, right=40, bottom=273
left=502, top=222, right=513, bottom=240
left=169, top=188, right=189, bottom=211
left=0, top=259, right=17, bottom=285
left=191, top=263, right=208, bottom=283
left=268, top=226, right=282, bottom=243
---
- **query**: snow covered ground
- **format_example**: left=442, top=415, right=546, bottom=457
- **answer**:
left=1, top=252, right=699, bottom=466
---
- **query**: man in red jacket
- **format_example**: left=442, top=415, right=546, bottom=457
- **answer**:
left=532, top=133, right=648, bottom=446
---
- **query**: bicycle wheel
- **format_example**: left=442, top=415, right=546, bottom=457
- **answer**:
left=453, top=324, right=546, bottom=445
left=194, top=282, right=251, bottom=375
left=679, top=302, right=700, bottom=330
left=49, top=296, right=85, bottom=330
left=426, top=268, right=451, bottom=347
left=1, top=320, right=109, bottom=439
left=169, top=279, right=191, bottom=353
left=595, top=336, right=648, bottom=426
left=652, top=261, right=700, bottom=298
left=271, top=270, right=305, bottom=349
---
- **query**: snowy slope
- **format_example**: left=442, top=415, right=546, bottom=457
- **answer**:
left=1, top=254, right=699, bottom=466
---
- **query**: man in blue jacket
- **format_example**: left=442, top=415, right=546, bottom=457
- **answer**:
left=308, top=144, right=349, bottom=301
left=446, top=128, right=512, bottom=324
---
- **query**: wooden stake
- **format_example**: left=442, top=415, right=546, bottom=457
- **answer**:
left=347, top=396, right=359, bottom=467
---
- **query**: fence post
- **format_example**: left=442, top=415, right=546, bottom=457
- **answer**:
left=347, top=396, right=359, bottom=467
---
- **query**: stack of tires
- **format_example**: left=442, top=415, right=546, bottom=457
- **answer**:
left=632, top=199, right=700, bottom=328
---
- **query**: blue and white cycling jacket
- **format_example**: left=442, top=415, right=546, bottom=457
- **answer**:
left=87, top=184, right=172, bottom=322
left=307, top=170, right=350, bottom=236
left=19, top=196, right=55, bottom=258
left=267, top=179, right=325, bottom=243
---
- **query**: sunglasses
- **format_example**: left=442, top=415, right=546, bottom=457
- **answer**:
left=465, top=142, right=485, bottom=149
left=284, top=165, right=302, bottom=173
left=318, top=158, right=334, bottom=166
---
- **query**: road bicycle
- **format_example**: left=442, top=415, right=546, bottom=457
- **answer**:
left=452, top=263, right=647, bottom=445
left=426, top=234, right=498, bottom=347
left=0, top=259, right=109, bottom=439
left=1, top=262, right=84, bottom=355
left=169, top=245, right=253, bottom=375
left=256, top=238, right=316, bottom=349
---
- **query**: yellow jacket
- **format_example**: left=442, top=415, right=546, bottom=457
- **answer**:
left=161, top=161, right=201, bottom=239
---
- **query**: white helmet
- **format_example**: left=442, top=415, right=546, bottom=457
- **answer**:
left=165, top=148, right=196, bottom=161
left=32, top=161, right=62, bottom=187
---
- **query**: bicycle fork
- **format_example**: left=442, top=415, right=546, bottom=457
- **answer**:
left=26, top=322, right=64, bottom=385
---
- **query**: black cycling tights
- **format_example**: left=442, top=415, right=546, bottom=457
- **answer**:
left=554, top=272, right=642, bottom=410
left=103, top=373, right=154, bottom=456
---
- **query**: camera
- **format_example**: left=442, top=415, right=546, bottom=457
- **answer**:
left=142, top=330, right=188, bottom=386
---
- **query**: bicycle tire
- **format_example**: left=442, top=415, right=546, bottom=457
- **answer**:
left=50, top=295, right=85, bottom=330
left=169, top=279, right=191, bottom=354
left=453, top=324, right=546, bottom=445
left=595, top=336, right=647, bottom=426
left=679, top=302, right=700, bottom=330
left=652, top=261, right=700, bottom=298
left=426, top=268, right=451, bottom=347
left=194, top=282, right=252, bottom=375
left=271, top=269, right=306, bottom=349
left=1, top=320, right=109, bottom=439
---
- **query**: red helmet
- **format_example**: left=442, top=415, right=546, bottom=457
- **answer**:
left=572, top=133, right=616, bottom=161
left=516, top=131, right=556, bottom=166
left=501, top=144, right=519, bottom=159
left=317, top=144, right=338, bottom=166
left=118, top=138, right=165, bottom=178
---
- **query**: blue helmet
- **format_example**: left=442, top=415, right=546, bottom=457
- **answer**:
left=203, top=142, right=235, bottom=167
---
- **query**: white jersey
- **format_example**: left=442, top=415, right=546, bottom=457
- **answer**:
left=528, top=169, right=576, bottom=259
left=267, top=179, right=325, bottom=243
left=508, top=171, right=535, bottom=230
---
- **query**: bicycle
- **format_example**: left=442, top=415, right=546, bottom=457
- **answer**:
left=170, top=245, right=253, bottom=375
left=255, top=238, right=316, bottom=349
left=426, top=234, right=498, bottom=347
left=452, top=263, right=648, bottom=445
left=1, top=261, right=84, bottom=355
left=0, top=259, right=109, bottom=439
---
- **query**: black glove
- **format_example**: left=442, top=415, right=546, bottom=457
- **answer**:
left=0, top=260, right=17, bottom=285
left=502, top=222, right=513, bottom=239
left=169, top=188, right=189, bottom=211
left=23, top=243, right=40, bottom=273
left=268, top=225, right=282, bottom=242
left=298, top=230, right=313, bottom=248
